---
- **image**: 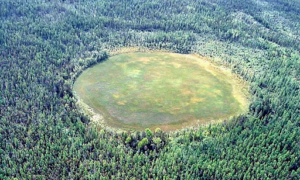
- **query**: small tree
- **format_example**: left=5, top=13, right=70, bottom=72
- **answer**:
left=153, top=137, right=161, bottom=145
left=125, top=136, right=131, bottom=144
left=138, top=138, right=148, bottom=149
left=145, top=128, right=153, bottom=138
left=155, top=128, right=162, bottom=134
left=155, top=127, right=162, bottom=138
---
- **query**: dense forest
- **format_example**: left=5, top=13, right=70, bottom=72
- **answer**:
left=0, top=0, right=300, bottom=179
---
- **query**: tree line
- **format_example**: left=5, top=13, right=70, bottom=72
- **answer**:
left=0, top=0, right=299, bottom=179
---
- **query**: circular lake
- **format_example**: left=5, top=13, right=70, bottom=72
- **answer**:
left=74, top=52, right=248, bottom=131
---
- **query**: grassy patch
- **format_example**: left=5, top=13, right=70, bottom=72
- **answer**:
left=74, top=52, right=249, bottom=131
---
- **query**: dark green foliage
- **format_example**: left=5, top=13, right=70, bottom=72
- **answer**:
left=0, top=0, right=300, bottom=179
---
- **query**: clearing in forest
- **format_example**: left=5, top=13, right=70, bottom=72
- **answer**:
left=74, top=52, right=249, bottom=131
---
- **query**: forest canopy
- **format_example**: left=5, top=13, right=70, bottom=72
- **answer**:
left=0, top=0, right=299, bottom=179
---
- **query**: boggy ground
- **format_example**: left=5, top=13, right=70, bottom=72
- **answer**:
left=74, top=52, right=249, bottom=131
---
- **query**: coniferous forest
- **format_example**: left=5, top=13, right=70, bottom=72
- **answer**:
left=1, top=0, right=300, bottom=179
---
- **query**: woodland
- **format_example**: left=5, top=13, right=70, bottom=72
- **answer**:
left=0, top=0, right=300, bottom=179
